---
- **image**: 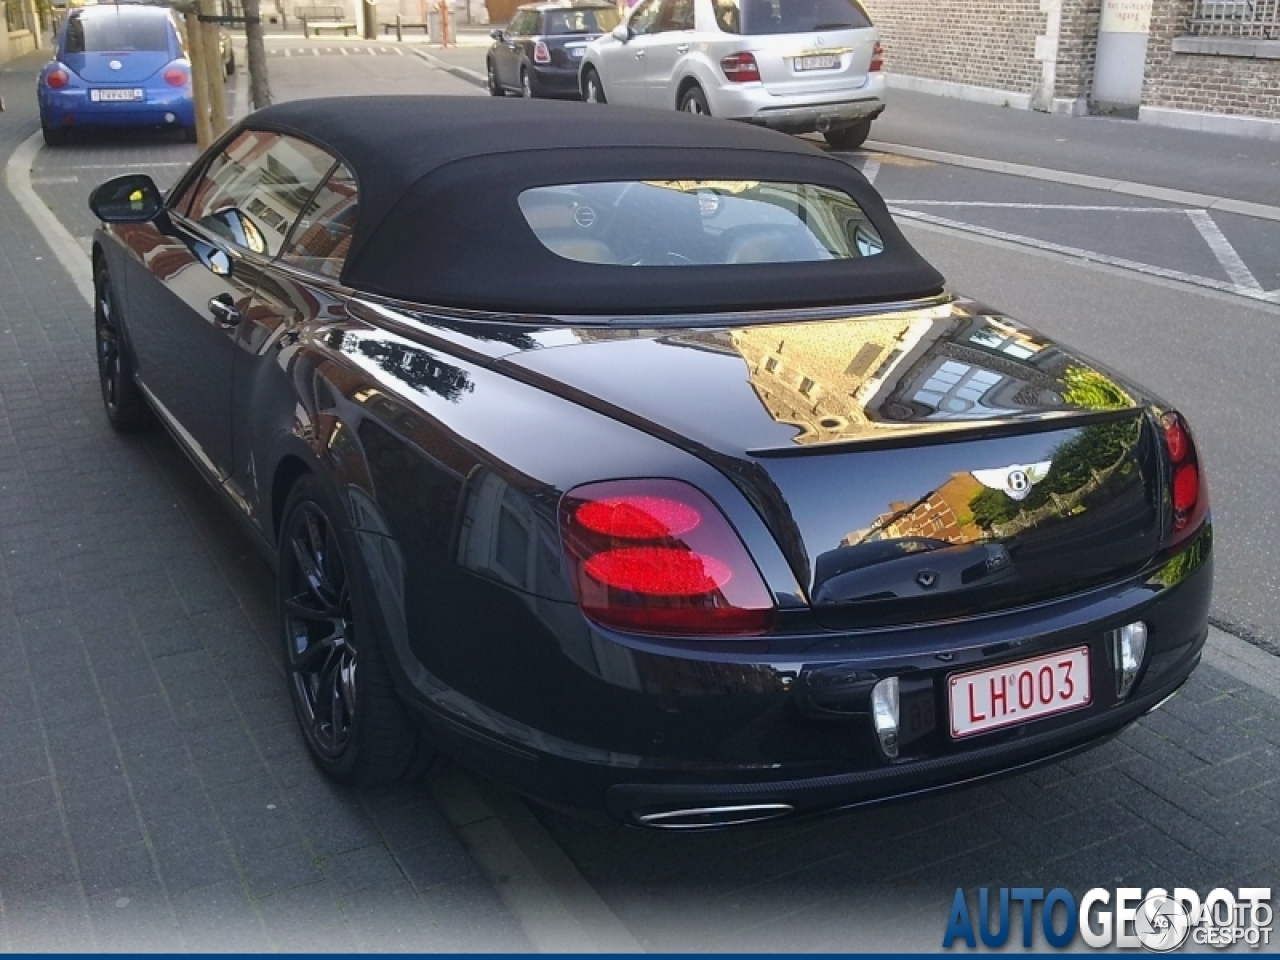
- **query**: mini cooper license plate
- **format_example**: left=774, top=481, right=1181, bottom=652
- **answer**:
left=948, top=647, right=1091, bottom=738
left=91, top=88, right=144, bottom=102
left=795, top=54, right=839, bottom=71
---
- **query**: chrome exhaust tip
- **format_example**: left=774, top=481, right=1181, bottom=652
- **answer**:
left=634, top=803, right=794, bottom=830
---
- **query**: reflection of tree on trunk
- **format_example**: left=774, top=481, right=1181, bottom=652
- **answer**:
left=970, top=417, right=1142, bottom=537
left=970, top=365, right=1139, bottom=536
left=356, top=338, right=474, bottom=402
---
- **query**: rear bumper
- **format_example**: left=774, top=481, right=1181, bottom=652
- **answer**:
left=406, top=527, right=1212, bottom=827
left=709, top=73, right=887, bottom=132
left=532, top=63, right=583, bottom=97
left=40, top=88, right=195, bottom=128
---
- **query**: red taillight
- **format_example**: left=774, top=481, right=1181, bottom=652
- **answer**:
left=559, top=479, right=776, bottom=636
left=721, top=52, right=761, bottom=83
left=164, top=67, right=188, bottom=87
left=47, top=68, right=70, bottom=90
left=533, top=40, right=551, bottom=64
left=1161, top=411, right=1207, bottom=544
left=869, top=41, right=884, bottom=72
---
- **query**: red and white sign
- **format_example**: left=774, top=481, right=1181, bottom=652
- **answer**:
left=949, top=647, right=1091, bottom=738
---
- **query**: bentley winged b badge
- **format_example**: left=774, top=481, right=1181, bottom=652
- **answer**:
left=972, top=461, right=1053, bottom=502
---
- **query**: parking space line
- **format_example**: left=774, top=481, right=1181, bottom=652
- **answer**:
left=891, top=200, right=1180, bottom=213
left=893, top=205, right=1277, bottom=306
left=859, top=157, right=880, bottom=185
left=1186, top=209, right=1263, bottom=293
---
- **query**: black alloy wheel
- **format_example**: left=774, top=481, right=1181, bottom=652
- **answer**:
left=278, top=475, right=432, bottom=785
left=582, top=67, right=605, bottom=103
left=823, top=118, right=872, bottom=151
left=94, top=263, right=151, bottom=431
left=487, top=57, right=506, bottom=96
left=679, top=85, right=710, bottom=116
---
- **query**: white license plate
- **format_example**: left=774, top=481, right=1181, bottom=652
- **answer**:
left=795, top=54, right=839, bottom=71
left=948, top=646, right=1091, bottom=738
left=90, top=88, right=143, bottom=102
left=570, top=47, right=584, bottom=58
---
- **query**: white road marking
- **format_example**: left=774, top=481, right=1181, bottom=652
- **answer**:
left=49, top=161, right=190, bottom=169
left=893, top=206, right=1278, bottom=305
left=340, top=46, right=350, bottom=55
left=891, top=200, right=1179, bottom=213
left=1186, top=209, right=1263, bottom=292
left=311, top=47, right=320, bottom=55
left=394, top=46, right=404, bottom=54
left=30, top=175, right=79, bottom=185
left=283, top=48, right=292, bottom=56
left=859, top=157, right=880, bottom=185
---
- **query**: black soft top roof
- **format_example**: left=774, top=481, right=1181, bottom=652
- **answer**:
left=244, top=96, right=944, bottom=316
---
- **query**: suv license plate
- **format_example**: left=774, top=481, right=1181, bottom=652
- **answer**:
left=948, top=646, right=1091, bottom=738
left=795, top=54, right=839, bottom=71
left=91, top=88, right=144, bottom=102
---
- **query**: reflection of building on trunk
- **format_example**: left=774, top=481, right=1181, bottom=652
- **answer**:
left=846, top=471, right=984, bottom=546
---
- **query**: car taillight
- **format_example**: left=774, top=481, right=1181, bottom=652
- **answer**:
left=164, top=66, right=188, bottom=87
left=533, top=40, right=551, bottom=64
left=870, top=41, right=884, bottom=71
left=559, top=479, right=776, bottom=636
left=47, top=68, right=70, bottom=89
left=1161, top=411, right=1207, bottom=546
left=721, top=52, right=760, bottom=83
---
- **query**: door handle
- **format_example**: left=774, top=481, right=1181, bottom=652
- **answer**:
left=634, top=48, right=645, bottom=58
left=676, top=43, right=689, bottom=53
left=208, top=294, right=241, bottom=328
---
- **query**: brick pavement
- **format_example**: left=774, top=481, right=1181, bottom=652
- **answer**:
left=0, top=56, right=525, bottom=951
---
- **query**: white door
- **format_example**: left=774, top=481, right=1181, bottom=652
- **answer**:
left=601, top=0, right=663, bottom=105
left=643, top=0, right=696, bottom=109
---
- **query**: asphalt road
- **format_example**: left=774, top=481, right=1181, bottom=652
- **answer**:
left=8, top=38, right=1280, bottom=950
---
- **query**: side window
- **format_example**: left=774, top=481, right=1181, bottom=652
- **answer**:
left=658, top=0, right=694, bottom=31
left=712, top=0, right=740, bottom=32
left=281, top=164, right=358, bottom=280
left=182, top=130, right=336, bottom=258
left=509, top=11, right=533, bottom=34
left=628, top=0, right=662, bottom=35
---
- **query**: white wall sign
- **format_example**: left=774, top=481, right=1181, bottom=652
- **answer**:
left=1100, top=0, right=1154, bottom=33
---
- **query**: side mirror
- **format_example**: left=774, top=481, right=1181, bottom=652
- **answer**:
left=89, top=174, right=165, bottom=223
left=611, top=23, right=629, bottom=41
left=490, top=27, right=503, bottom=39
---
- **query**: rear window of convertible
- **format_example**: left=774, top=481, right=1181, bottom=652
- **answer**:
left=517, top=180, right=884, bottom=266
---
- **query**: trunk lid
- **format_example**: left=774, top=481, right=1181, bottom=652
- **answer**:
left=504, top=303, right=1165, bottom=626
left=746, top=26, right=877, bottom=97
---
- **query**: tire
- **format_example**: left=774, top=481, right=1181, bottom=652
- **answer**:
left=520, top=65, right=535, bottom=99
left=41, top=122, right=68, bottom=147
left=581, top=67, right=605, bottom=104
left=679, top=85, right=710, bottom=116
left=278, top=474, right=434, bottom=786
left=823, top=118, right=872, bottom=151
left=94, top=262, right=152, bottom=432
left=487, top=57, right=506, bottom=96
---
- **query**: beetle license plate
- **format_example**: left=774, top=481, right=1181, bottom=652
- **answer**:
left=91, top=88, right=143, bottom=102
left=949, top=647, right=1091, bottom=738
left=795, top=54, right=839, bottom=71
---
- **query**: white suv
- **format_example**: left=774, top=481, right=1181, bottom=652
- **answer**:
left=578, top=0, right=884, bottom=149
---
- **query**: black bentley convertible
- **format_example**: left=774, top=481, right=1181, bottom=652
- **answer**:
left=89, top=97, right=1211, bottom=829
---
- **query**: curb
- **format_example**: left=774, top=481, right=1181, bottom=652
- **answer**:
left=863, top=140, right=1280, bottom=225
left=5, top=130, right=93, bottom=306
left=409, top=46, right=488, bottom=87
left=1205, top=626, right=1280, bottom=701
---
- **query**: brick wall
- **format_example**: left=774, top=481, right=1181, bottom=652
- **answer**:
left=1055, top=0, right=1102, bottom=100
left=1142, top=0, right=1280, bottom=120
left=861, top=0, right=1047, bottom=96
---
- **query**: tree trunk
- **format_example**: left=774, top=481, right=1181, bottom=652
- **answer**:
left=244, top=0, right=272, bottom=111
left=198, top=0, right=229, bottom=137
left=183, top=6, right=214, bottom=148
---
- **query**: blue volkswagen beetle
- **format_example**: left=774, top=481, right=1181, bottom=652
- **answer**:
left=38, top=4, right=197, bottom=145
